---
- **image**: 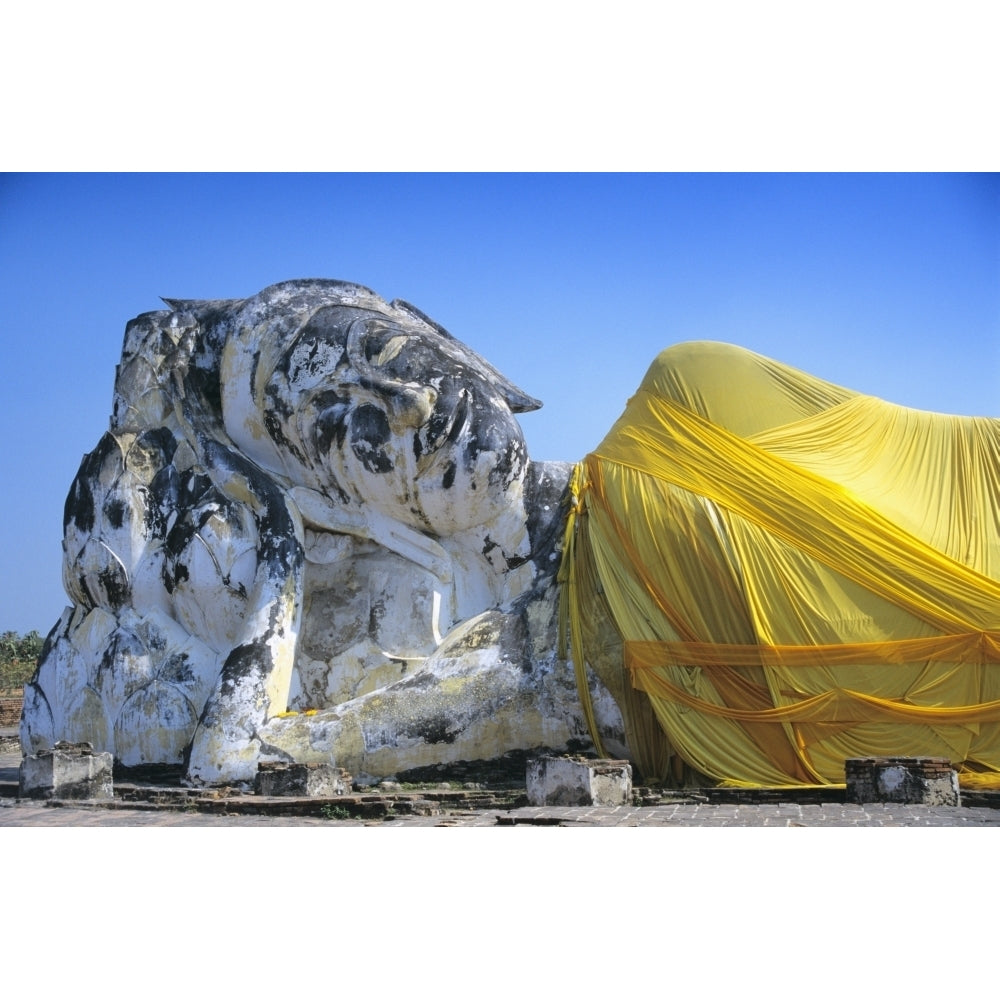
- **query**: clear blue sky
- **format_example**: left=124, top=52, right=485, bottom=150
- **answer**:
left=1, top=172, right=997, bottom=635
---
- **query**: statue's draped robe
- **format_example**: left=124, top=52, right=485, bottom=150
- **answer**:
left=563, top=342, right=1000, bottom=788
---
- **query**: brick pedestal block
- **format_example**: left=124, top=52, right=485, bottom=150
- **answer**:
left=254, top=761, right=352, bottom=797
left=526, top=756, right=632, bottom=807
left=19, top=742, right=114, bottom=800
left=845, top=757, right=959, bottom=806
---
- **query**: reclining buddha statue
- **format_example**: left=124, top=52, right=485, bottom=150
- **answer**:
left=22, top=279, right=1000, bottom=789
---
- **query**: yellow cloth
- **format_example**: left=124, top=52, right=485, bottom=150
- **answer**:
left=562, top=341, right=1000, bottom=787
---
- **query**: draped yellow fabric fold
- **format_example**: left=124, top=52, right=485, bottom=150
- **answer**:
left=557, top=463, right=610, bottom=760
left=561, top=341, right=1000, bottom=789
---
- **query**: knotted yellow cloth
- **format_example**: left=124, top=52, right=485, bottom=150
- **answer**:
left=560, top=342, right=1000, bottom=788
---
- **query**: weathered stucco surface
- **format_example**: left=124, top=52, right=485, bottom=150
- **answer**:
left=23, top=280, right=626, bottom=785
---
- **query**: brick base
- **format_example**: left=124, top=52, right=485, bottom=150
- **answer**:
left=526, top=755, right=632, bottom=806
left=254, top=761, right=352, bottom=797
left=845, top=757, right=960, bottom=806
left=20, top=742, right=114, bottom=800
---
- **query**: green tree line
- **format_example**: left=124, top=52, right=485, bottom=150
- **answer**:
left=1, top=630, right=43, bottom=691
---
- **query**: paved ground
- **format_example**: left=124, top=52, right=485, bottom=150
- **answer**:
left=6, top=797, right=1000, bottom=826
left=4, top=730, right=1000, bottom=826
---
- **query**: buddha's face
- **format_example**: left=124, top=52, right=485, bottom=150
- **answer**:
left=223, top=284, right=540, bottom=537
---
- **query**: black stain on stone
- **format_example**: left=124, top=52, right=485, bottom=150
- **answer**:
left=163, top=560, right=188, bottom=594
left=369, top=598, right=386, bottom=634
left=97, top=564, right=130, bottom=609
left=312, top=390, right=352, bottom=455
left=203, top=439, right=304, bottom=586
left=65, top=433, right=121, bottom=535
left=349, top=404, right=394, bottom=473
left=182, top=355, right=224, bottom=424
left=264, top=408, right=307, bottom=469
left=139, top=426, right=179, bottom=461
left=147, top=464, right=180, bottom=538
left=104, top=496, right=126, bottom=530
left=98, top=628, right=146, bottom=685
left=523, top=462, right=572, bottom=583
left=446, top=392, right=468, bottom=444
left=219, top=641, right=262, bottom=686
left=410, top=717, right=458, bottom=744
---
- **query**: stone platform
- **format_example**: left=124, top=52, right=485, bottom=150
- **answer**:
left=4, top=732, right=1000, bottom=825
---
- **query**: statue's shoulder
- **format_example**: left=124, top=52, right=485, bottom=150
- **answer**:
left=638, top=341, right=856, bottom=436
